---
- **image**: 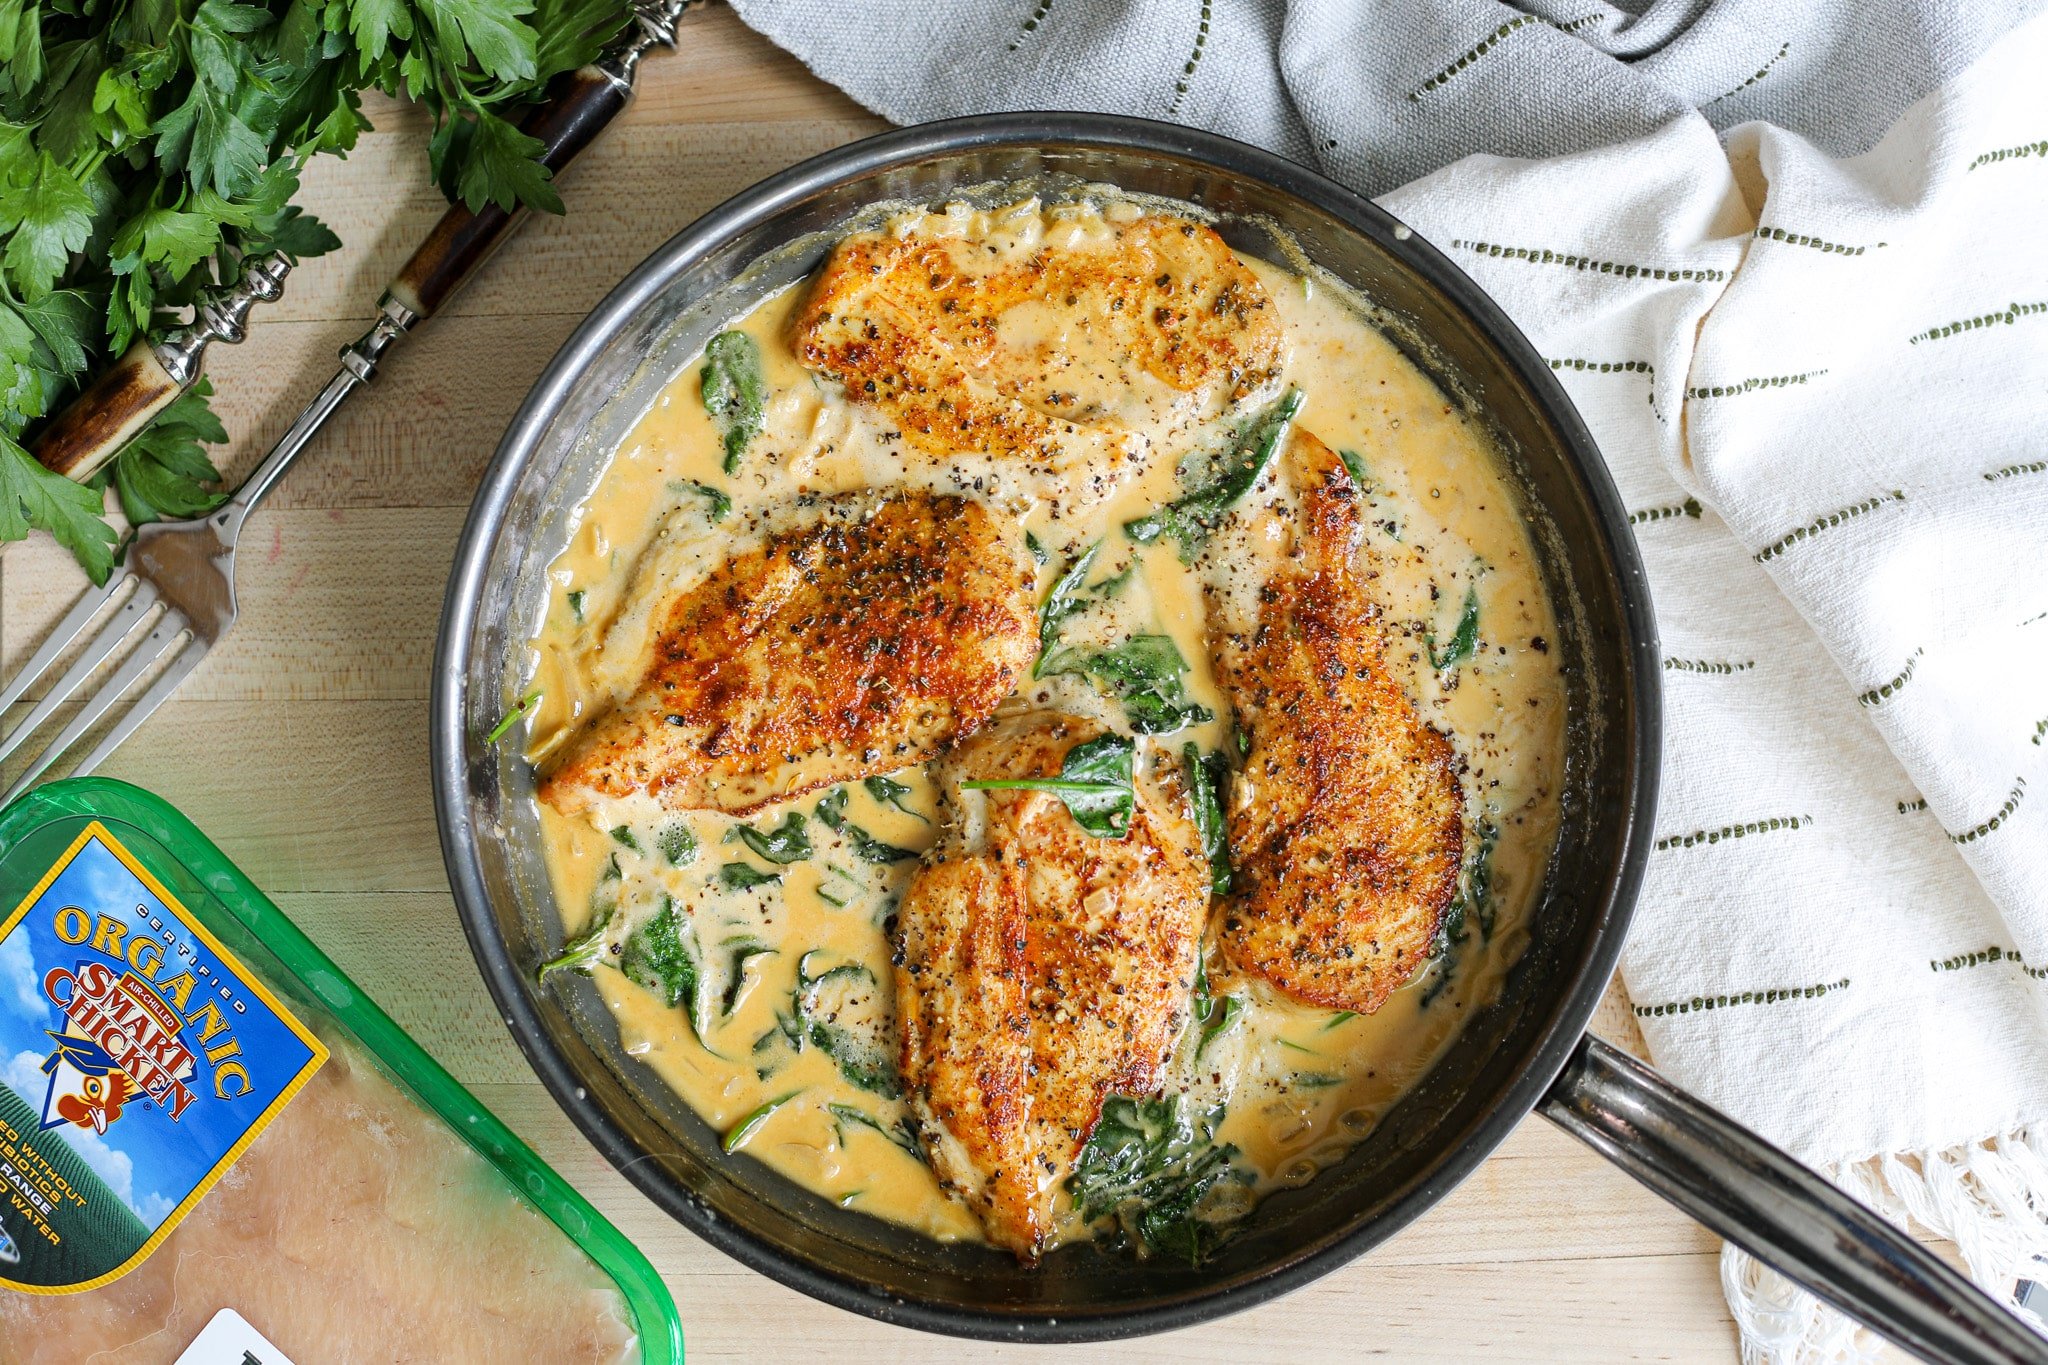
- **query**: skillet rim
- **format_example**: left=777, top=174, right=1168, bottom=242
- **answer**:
left=430, top=110, right=1663, bottom=1343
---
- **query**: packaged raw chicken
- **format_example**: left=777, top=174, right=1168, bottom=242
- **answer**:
left=0, top=779, right=681, bottom=1363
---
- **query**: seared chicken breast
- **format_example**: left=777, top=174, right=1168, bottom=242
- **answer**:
left=790, top=207, right=1285, bottom=510
left=1200, top=428, right=1464, bottom=1015
left=894, top=714, right=1210, bottom=1258
left=540, top=491, right=1036, bottom=817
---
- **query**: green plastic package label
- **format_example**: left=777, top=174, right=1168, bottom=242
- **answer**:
left=0, top=822, right=327, bottom=1292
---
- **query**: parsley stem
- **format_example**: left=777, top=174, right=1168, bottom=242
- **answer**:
left=486, top=688, right=543, bottom=743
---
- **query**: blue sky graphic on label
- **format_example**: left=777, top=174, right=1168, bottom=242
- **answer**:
left=0, top=825, right=324, bottom=1291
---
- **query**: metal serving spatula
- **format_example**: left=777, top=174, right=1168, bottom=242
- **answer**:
left=0, top=0, right=701, bottom=803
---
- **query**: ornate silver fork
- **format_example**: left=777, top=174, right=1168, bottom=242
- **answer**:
left=0, top=0, right=699, bottom=803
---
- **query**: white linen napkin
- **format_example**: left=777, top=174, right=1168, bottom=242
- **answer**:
left=726, top=3, right=2048, bottom=1357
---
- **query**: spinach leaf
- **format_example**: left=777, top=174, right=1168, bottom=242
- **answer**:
left=1069, top=1094, right=1252, bottom=1265
left=670, top=478, right=732, bottom=521
left=608, top=824, right=641, bottom=854
left=1181, top=744, right=1231, bottom=896
left=751, top=1010, right=804, bottom=1079
left=1191, top=960, right=1243, bottom=1061
left=719, top=861, right=782, bottom=891
left=1423, top=816, right=1500, bottom=1004
left=720, top=936, right=776, bottom=1015
left=1337, top=447, right=1371, bottom=488
left=1070, top=634, right=1212, bottom=735
left=816, top=787, right=917, bottom=864
left=620, top=900, right=701, bottom=1025
left=567, top=589, right=586, bottom=623
left=1035, top=545, right=1211, bottom=734
left=961, top=732, right=1136, bottom=839
left=863, top=773, right=928, bottom=822
left=1033, top=540, right=1101, bottom=678
left=817, top=862, right=861, bottom=909
left=726, top=810, right=812, bottom=864
left=1427, top=582, right=1481, bottom=672
left=656, top=821, right=698, bottom=866
left=828, top=1102, right=924, bottom=1160
left=723, top=1090, right=802, bottom=1154
left=701, top=330, right=766, bottom=474
left=1124, top=389, right=1303, bottom=559
left=1025, top=529, right=1049, bottom=566
left=798, top=959, right=898, bottom=1097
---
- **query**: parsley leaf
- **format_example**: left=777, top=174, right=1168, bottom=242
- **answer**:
left=111, top=377, right=228, bottom=524
left=0, top=156, right=93, bottom=298
left=0, top=432, right=116, bottom=581
left=452, top=105, right=559, bottom=214
left=0, top=0, right=632, bottom=578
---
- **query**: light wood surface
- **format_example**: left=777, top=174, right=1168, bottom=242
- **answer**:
left=0, top=7, right=1750, bottom=1360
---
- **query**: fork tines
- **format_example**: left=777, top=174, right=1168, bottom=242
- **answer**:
left=0, top=566, right=204, bottom=804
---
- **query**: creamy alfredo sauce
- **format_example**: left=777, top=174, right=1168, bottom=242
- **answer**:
left=520, top=199, right=1565, bottom=1251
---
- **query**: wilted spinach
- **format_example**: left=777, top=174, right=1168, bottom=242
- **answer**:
left=1181, top=743, right=1231, bottom=896
left=797, top=957, right=898, bottom=1097
left=618, top=899, right=707, bottom=1047
left=1069, top=1094, right=1252, bottom=1265
left=656, top=821, right=698, bottom=866
left=671, top=478, right=732, bottom=521
left=727, top=810, right=812, bottom=864
left=816, top=787, right=916, bottom=864
left=828, top=1102, right=924, bottom=1161
left=1035, top=544, right=1212, bottom=734
left=1427, top=582, right=1482, bottom=673
left=1124, top=389, right=1303, bottom=559
left=961, top=732, right=1136, bottom=838
left=863, top=773, right=927, bottom=822
left=719, top=861, right=782, bottom=891
left=1051, top=634, right=1213, bottom=735
left=701, top=330, right=765, bottom=474
left=1423, top=816, right=1501, bottom=1005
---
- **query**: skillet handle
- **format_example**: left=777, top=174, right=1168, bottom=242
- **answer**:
left=1540, top=1034, right=2046, bottom=1365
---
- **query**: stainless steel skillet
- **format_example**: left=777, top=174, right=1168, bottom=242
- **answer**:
left=431, top=113, right=2044, bottom=1360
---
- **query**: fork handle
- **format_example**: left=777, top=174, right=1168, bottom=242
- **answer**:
left=31, top=344, right=181, bottom=481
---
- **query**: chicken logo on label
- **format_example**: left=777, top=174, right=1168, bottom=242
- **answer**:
left=38, top=1031, right=140, bottom=1135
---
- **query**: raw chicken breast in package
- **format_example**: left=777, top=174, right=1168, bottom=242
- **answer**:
left=0, top=778, right=682, bottom=1364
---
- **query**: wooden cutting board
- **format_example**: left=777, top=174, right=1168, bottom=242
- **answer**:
left=0, top=8, right=1766, bottom=1359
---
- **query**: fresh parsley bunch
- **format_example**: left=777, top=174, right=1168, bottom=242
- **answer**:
left=0, top=0, right=631, bottom=581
